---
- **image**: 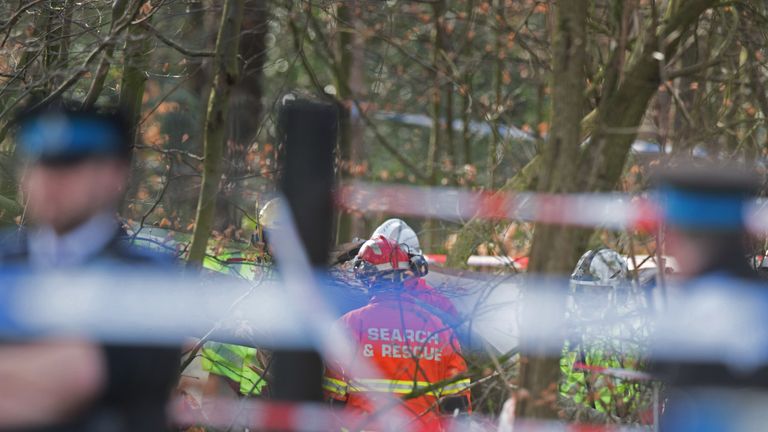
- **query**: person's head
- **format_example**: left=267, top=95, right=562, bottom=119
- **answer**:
left=371, top=218, right=421, bottom=256
left=15, top=103, right=131, bottom=233
left=353, top=235, right=425, bottom=293
left=370, top=218, right=428, bottom=278
left=653, top=162, right=760, bottom=279
left=569, top=248, right=629, bottom=319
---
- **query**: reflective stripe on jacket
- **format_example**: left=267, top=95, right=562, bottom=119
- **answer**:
left=323, top=377, right=471, bottom=397
left=203, top=252, right=256, bottom=280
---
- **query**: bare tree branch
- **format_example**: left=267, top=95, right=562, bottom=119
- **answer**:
left=0, top=0, right=49, bottom=47
left=141, top=22, right=215, bottom=57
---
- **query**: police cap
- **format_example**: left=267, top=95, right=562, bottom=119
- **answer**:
left=653, top=161, right=761, bottom=231
left=15, top=102, right=131, bottom=166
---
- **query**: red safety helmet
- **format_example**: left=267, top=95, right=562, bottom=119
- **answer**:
left=353, top=235, right=417, bottom=284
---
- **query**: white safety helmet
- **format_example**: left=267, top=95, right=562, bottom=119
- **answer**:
left=371, top=218, right=421, bottom=256
left=570, top=248, right=628, bottom=289
left=250, top=197, right=284, bottom=249
left=259, top=198, right=284, bottom=231
left=569, top=248, right=629, bottom=320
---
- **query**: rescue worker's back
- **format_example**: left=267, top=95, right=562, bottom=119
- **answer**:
left=323, top=236, right=471, bottom=430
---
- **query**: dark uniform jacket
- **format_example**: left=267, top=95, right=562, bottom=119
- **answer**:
left=0, top=226, right=179, bottom=432
left=654, top=260, right=768, bottom=389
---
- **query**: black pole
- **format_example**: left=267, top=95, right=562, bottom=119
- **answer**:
left=270, top=95, right=337, bottom=402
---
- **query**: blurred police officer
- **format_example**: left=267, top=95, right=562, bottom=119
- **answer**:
left=0, top=103, right=178, bottom=431
left=657, top=164, right=760, bottom=282
left=652, top=162, right=768, bottom=431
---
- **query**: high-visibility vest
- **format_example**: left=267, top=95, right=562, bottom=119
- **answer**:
left=200, top=250, right=273, bottom=396
left=323, top=292, right=471, bottom=429
left=127, top=238, right=269, bottom=395
left=202, top=251, right=262, bottom=280
left=201, top=341, right=267, bottom=395
left=560, top=348, right=648, bottom=417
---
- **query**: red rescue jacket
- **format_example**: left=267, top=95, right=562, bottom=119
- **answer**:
left=323, top=292, right=470, bottom=431
left=404, top=278, right=459, bottom=320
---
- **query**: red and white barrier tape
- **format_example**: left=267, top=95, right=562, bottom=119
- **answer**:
left=337, top=181, right=768, bottom=234
left=337, top=181, right=658, bottom=231
left=172, top=398, right=646, bottom=432
left=172, top=398, right=375, bottom=432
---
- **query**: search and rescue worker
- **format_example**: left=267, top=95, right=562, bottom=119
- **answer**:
left=372, top=218, right=459, bottom=319
left=0, top=103, right=179, bottom=431
left=323, top=235, right=471, bottom=430
left=561, top=248, right=653, bottom=423
left=196, top=200, right=279, bottom=404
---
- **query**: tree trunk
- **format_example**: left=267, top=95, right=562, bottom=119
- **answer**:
left=488, top=0, right=503, bottom=188
left=445, top=79, right=456, bottom=180
left=335, top=0, right=353, bottom=244
left=460, top=0, right=476, bottom=168
left=215, top=0, right=269, bottom=232
left=0, top=5, right=53, bottom=199
left=162, top=0, right=215, bottom=223
left=187, top=0, right=245, bottom=265
left=461, top=81, right=473, bottom=167
left=741, top=4, right=768, bottom=152
left=515, top=0, right=588, bottom=420
left=119, top=2, right=152, bottom=144
left=584, top=0, right=718, bottom=193
left=422, top=0, right=447, bottom=251
left=444, top=38, right=456, bottom=180
left=427, top=0, right=445, bottom=186
left=118, top=2, right=153, bottom=219
left=335, top=0, right=367, bottom=243
left=514, top=0, right=719, bottom=421
left=44, top=0, right=73, bottom=91
left=447, top=0, right=718, bottom=268
left=182, top=0, right=211, bottom=96
left=83, top=0, right=132, bottom=109
left=672, top=28, right=698, bottom=154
